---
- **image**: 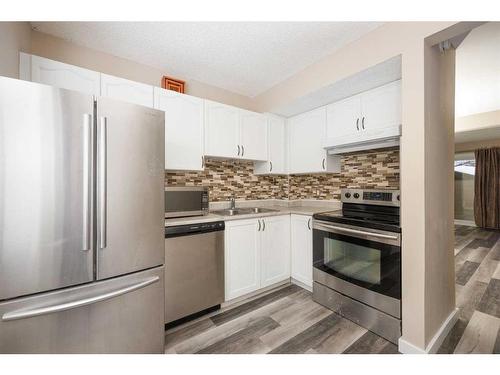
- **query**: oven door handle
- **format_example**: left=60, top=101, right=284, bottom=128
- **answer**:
left=313, top=221, right=399, bottom=241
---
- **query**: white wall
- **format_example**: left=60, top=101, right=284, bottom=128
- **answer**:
left=455, top=22, right=500, bottom=118
left=0, top=22, right=31, bottom=79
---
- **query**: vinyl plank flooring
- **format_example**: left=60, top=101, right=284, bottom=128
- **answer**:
left=311, top=317, right=367, bottom=354
left=456, top=261, right=481, bottom=286
left=196, top=317, right=279, bottom=354
left=456, top=280, right=489, bottom=321
left=492, top=263, right=500, bottom=280
left=437, top=318, right=469, bottom=354
left=210, top=284, right=301, bottom=326
left=490, top=240, right=500, bottom=261
left=269, top=313, right=341, bottom=354
left=454, top=310, right=500, bottom=354
left=165, top=317, right=215, bottom=351
left=342, top=331, right=398, bottom=354
left=476, top=279, right=500, bottom=318
left=466, top=247, right=491, bottom=264
left=261, top=302, right=335, bottom=350
left=172, top=295, right=293, bottom=354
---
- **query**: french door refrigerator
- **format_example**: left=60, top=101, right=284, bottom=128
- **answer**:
left=0, top=77, right=165, bottom=353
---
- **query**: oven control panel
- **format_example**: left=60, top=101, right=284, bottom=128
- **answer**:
left=341, top=188, right=400, bottom=207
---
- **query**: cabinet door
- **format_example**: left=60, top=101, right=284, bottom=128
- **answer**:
left=360, top=80, right=401, bottom=132
left=288, top=107, right=328, bottom=174
left=261, top=216, right=291, bottom=288
left=326, top=95, right=361, bottom=139
left=154, top=88, right=204, bottom=171
left=204, top=101, right=240, bottom=158
left=239, top=110, right=268, bottom=161
left=31, top=55, right=100, bottom=95
left=268, top=115, right=287, bottom=173
left=225, top=219, right=261, bottom=300
left=290, top=215, right=313, bottom=289
left=100, top=74, right=154, bottom=108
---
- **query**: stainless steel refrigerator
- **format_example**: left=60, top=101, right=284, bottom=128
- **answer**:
left=0, top=77, right=165, bottom=353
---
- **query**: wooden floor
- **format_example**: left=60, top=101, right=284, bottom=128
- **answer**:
left=165, top=284, right=398, bottom=354
left=438, top=225, right=500, bottom=354
left=165, top=225, right=500, bottom=354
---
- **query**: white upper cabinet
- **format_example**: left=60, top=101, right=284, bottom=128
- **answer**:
left=29, top=54, right=101, bottom=96
left=288, top=107, right=341, bottom=174
left=326, top=95, right=362, bottom=139
left=239, top=110, right=268, bottom=161
left=254, top=114, right=287, bottom=175
left=290, top=214, right=313, bottom=289
left=325, top=80, right=401, bottom=148
left=204, top=100, right=241, bottom=159
left=100, top=74, right=154, bottom=108
left=360, top=80, right=401, bottom=132
left=260, top=216, right=291, bottom=288
left=153, top=88, right=204, bottom=171
left=204, top=102, right=268, bottom=161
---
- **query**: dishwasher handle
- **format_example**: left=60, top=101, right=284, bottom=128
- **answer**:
left=165, top=221, right=225, bottom=238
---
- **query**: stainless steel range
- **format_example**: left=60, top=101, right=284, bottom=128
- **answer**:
left=312, top=188, right=401, bottom=344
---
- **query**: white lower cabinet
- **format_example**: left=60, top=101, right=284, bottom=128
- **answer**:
left=260, top=215, right=291, bottom=288
left=290, top=214, right=313, bottom=289
left=225, top=215, right=291, bottom=301
left=225, top=219, right=261, bottom=300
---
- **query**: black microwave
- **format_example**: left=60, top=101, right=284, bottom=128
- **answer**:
left=165, top=187, right=209, bottom=218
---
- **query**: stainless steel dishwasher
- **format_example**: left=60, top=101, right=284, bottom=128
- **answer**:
left=164, top=221, right=225, bottom=327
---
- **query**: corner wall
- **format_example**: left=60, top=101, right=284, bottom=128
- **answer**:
left=0, top=22, right=31, bottom=79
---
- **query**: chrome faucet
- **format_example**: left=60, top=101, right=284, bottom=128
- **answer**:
left=230, top=196, right=236, bottom=210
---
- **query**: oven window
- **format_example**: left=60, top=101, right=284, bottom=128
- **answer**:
left=324, top=238, right=381, bottom=285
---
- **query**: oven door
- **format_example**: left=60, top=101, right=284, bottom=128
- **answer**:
left=312, top=220, right=401, bottom=318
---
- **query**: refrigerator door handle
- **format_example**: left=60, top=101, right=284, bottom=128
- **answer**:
left=98, top=117, right=108, bottom=249
left=1, top=276, right=160, bottom=322
left=82, top=114, right=93, bottom=251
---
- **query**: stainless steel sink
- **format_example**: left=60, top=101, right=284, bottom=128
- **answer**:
left=211, top=209, right=245, bottom=216
left=248, top=207, right=279, bottom=214
left=211, top=207, right=279, bottom=217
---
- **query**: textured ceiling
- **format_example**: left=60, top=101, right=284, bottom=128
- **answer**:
left=31, top=22, right=383, bottom=97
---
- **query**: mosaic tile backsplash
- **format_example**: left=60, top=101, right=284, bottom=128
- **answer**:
left=165, top=148, right=399, bottom=202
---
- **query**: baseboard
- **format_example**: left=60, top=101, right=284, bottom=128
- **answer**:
left=291, top=278, right=312, bottom=292
left=398, top=308, right=459, bottom=354
left=454, top=219, right=476, bottom=227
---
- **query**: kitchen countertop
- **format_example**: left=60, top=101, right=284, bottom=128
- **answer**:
left=165, top=202, right=340, bottom=227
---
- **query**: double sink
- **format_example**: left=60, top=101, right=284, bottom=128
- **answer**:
left=211, top=207, right=279, bottom=217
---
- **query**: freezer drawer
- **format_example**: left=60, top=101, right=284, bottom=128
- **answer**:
left=0, top=267, right=164, bottom=354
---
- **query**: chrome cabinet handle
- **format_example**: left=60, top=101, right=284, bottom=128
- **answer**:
left=322, top=158, right=326, bottom=170
left=356, top=118, right=359, bottom=131
left=1, top=276, right=159, bottom=321
left=258, top=219, right=261, bottom=231
left=241, top=145, right=245, bottom=157
left=308, top=218, right=311, bottom=230
left=270, top=161, right=273, bottom=172
left=262, top=220, right=265, bottom=231
left=82, top=114, right=92, bottom=251
left=237, top=145, right=240, bottom=156
left=98, top=117, right=107, bottom=250
left=362, top=117, right=365, bottom=130
left=201, top=156, right=205, bottom=168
